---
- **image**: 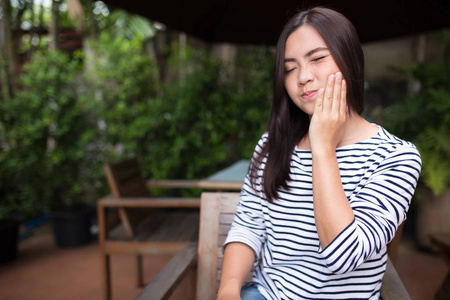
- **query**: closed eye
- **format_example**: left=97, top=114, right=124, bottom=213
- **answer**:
left=285, top=67, right=296, bottom=74
left=312, top=56, right=327, bottom=62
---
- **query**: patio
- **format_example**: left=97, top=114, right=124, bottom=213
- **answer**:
left=0, top=223, right=447, bottom=300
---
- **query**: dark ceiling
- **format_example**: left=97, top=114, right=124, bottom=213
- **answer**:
left=102, top=0, right=450, bottom=45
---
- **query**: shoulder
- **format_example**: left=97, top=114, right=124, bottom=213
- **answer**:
left=255, top=132, right=269, bottom=149
left=374, top=125, right=422, bottom=164
left=260, top=131, right=269, bottom=142
left=376, top=126, right=418, bottom=150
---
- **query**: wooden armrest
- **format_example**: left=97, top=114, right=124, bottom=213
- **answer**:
left=98, top=196, right=200, bottom=208
left=148, top=179, right=201, bottom=189
left=135, top=242, right=198, bottom=300
left=381, top=257, right=411, bottom=300
left=197, top=180, right=244, bottom=190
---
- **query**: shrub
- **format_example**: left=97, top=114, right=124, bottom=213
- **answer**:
left=0, top=50, right=97, bottom=216
left=384, top=47, right=450, bottom=195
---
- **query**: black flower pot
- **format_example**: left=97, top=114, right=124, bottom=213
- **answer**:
left=49, top=206, right=93, bottom=248
left=0, top=218, right=20, bottom=264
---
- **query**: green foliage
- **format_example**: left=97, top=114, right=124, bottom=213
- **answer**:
left=102, top=9, right=156, bottom=41
left=1, top=34, right=275, bottom=217
left=384, top=61, right=450, bottom=196
left=145, top=44, right=273, bottom=181
left=0, top=50, right=97, bottom=217
left=84, top=32, right=160, bottom=176
left=229, top=46, right=274, bottom=155
left=85, top=37, right=273, bottom=185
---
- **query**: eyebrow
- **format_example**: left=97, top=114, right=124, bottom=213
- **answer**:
left=284, top=47, right=329, bottom=62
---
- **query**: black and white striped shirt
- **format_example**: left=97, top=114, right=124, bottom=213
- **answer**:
left=225, top=125, right=421, bottom=299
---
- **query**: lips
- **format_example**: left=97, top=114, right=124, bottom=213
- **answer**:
left=302, top=90, right=317, bottom=100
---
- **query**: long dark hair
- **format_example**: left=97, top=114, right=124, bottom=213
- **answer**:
left=250, top=7, right=365, bottom=202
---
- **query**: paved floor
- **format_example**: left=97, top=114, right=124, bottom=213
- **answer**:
left=0, top=229, right=447, bottom=300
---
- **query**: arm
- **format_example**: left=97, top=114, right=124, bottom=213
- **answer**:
left=312, top=146, right=354, bottom=248
left=217, top=243, right=255, bottom=300
left=218, top=150, right=267, bottom=299
left=309, top=73, right=421, bottom=273
left=309, top=72, right=354, bottom=248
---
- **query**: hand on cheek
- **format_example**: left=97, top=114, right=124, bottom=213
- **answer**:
left=308, top=72, right=348, bottom=152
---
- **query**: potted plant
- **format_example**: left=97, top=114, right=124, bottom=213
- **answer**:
left=0, top=103, right=47, bottom=261
left=0, top=155, right=43, bottom=261
left=35, top=50, right=99, bottom=247
left=1, top=50, right=100, bottom=247
left=383, top=32, right=450, bottom=249
left=0, top=198, right=20, bottom=263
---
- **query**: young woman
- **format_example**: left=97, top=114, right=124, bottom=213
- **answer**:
left=218, top=7, right=422, bottom=300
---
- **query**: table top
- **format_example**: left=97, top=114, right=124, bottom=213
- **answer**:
left=148, top=159, right=250, bottom=191
left=197, top=159, right=249, bottom=190
left=207, top=159, right=249, bottom=181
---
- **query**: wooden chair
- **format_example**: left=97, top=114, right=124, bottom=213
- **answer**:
left=136, top=192, right=411, bottom=300
left=97, top=157, right=201, bottom=300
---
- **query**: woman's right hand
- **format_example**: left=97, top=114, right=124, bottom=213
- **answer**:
left=308, top=72, right=347, bottom=153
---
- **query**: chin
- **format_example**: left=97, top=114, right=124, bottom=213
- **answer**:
left=298, top=104, right=315, bottom=116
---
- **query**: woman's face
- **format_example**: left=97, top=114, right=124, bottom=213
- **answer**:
left=284, top=25, right=341, bottom=116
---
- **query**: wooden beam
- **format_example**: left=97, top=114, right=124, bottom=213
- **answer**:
left=98, top=197, right=200, bottom=208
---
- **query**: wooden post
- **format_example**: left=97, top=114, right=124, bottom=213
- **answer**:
left=97, top=201, right=112, bottom=300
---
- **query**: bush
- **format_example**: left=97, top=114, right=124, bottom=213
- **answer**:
left=146, top=43, right=273, bottom=181
left=83, top=33, right=161, bottom=195
left=0, top=50, right=97, bottom=217
left=86, top=37, right=274, bottom=182
left=384, top=38, right=450, bottom=196
left=1, top=38, right=275, bottom=216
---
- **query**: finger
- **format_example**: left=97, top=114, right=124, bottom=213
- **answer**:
left=315, top=88, right=325, bottom=112
left=340, top=79, right=347, bottom=116
left=323, top=74, right=335, bottom=112
left=332, top=72, right=342, bottom=112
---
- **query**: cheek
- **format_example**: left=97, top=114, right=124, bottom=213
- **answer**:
left=284, top=79, right=296, bottom=98
left=284, top=76, right=296, bottom=91
left=327, top=63, right=341, bottom=77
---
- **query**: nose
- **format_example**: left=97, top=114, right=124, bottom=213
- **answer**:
left=297, top=65, right=313, bottom=86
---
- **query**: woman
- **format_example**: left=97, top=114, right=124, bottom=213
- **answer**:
left=218, top=7, right=422, bottom=300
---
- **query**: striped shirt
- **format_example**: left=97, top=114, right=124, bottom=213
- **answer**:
left=224, top=125, right=422, bottom=299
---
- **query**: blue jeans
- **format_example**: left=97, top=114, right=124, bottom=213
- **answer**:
left=240, top=283, right=266, bottom=300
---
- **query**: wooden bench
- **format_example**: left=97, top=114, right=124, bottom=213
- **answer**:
left=136, top=192, right=411, bottom=300
left=97, top=158, right=201, bottom=300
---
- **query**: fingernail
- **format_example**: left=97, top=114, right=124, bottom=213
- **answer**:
left=329, top=75, right=335, bottom=82
left=318, top=88, right=324, bottom=95
left=342, top=79, right=346, bottom=86
left=336, top=72, right=342, bottom=80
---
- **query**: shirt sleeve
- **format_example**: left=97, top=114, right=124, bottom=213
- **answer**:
left=318, top=143, right=422, bottom=274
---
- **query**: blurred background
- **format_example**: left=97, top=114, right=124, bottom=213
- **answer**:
left=0, top=0, right=449, bottom=299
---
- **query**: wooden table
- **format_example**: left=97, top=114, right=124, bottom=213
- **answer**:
left=147, top=159, right=249, bottom=192
left=197, top=159, right=249, bottom=191
left=430, top=233, right=450, bottom=300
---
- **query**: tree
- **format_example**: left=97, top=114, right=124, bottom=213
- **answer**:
left=49, top=0, right=60, bottom=50
left=0, top=0, right=20, bottom=99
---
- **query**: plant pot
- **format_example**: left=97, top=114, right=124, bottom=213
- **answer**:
left=49, top=206, right=94, bottom=248
left=0, top=218, right=20, bottom=264
left=415, top=187, right=450, bottom=250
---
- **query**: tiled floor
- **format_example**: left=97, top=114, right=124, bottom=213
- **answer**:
left=0, top=230, right=447, bottom=300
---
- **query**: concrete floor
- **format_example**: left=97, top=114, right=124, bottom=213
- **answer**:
left=0, top=229, right=447, bottom=300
